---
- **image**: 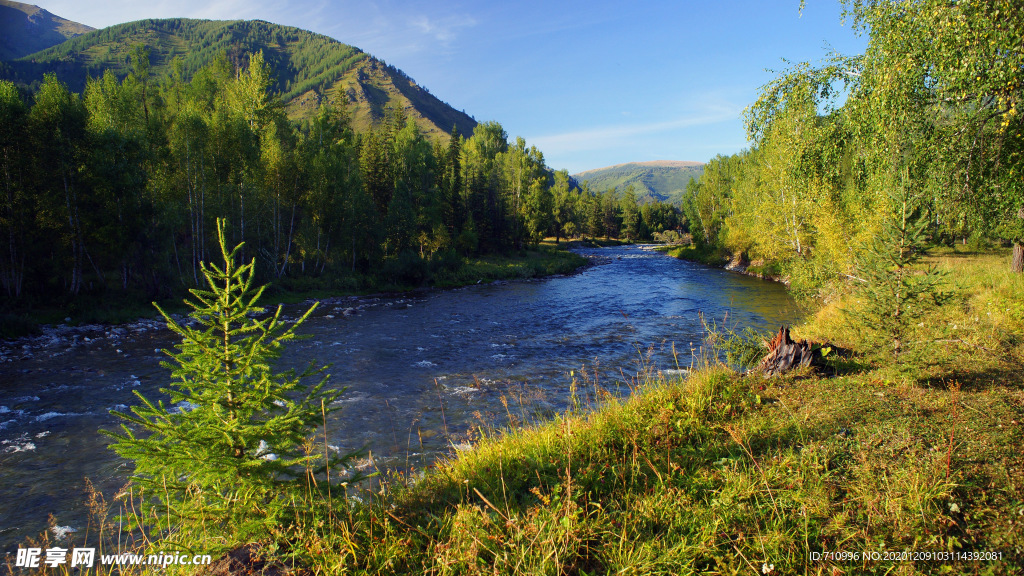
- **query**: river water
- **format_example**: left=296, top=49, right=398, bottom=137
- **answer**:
left=0, top=245, right=800, bottom=551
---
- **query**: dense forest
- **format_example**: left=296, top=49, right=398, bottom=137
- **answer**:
left=0, top=48, right=684, bottom=315
left=682, top=0, right=1023, bottom=297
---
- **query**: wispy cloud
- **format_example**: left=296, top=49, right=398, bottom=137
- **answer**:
left=409, top=14, right=476, bottom=45
left=315, top=3, right=478, bottom=60
left=530, top=105, right=740, bottom=154
left=38, top=0, right=479, bottom=62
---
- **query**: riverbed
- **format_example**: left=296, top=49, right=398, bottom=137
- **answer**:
left=0, top=245, right=800, bottom=551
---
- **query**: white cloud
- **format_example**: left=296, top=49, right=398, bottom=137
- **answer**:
left=34, top=0, right=478, bottom=65
left=409, top=14, right=476, bottom=45
left=530, top=105, right=740, bottom=155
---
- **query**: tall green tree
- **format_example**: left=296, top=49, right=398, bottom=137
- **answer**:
left=582, top=183, right=604, bottom=239
left=29, top=73, right=90, bottom=294
left=550, top=170, right=574, bottom=243
left=749, top=0, right=1024, bottom=272
left=299, top=99, right=363, bottom=274
left=390, top=117, right=437, bottom=257
left=601, top=189, right=620, bottom=239
left=437, top=126, right=463, bottom=241
left=524, top=176, right=553, bottom=244
left=84, top=70, right=151, bottom=291
left=360, top=127, right=393, bottom=216
left=619, top=185, right=642, bottom=241
left=0, top=80, right=29, bottom=298
left=167, top=96, right=215, bottom=286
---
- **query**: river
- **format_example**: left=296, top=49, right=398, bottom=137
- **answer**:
left=0, top=245, right=800, bottom=551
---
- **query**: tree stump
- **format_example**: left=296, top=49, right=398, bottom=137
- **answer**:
left=203, top=543, right=291, bottom=576
left=756, top=326, right=815, bottom=377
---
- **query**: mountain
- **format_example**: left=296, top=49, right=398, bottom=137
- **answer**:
left=0, top=18, right=477, bottom=139
left=573, top=160, right=704, bottom=204
left=0, top=0, right=94, bottom=60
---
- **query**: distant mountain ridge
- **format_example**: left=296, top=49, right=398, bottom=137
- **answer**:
left=0, top=0, right=94, bottom=60
left=574, top=160, right=704, bottom=179
left=0, top=17, right=477, bottom=139
left=573, top=160, right=704, bottom=204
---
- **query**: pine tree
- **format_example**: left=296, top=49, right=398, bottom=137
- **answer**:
left=105, top=219, right=358, bottom=542
left=851, top=188, right=947, bottom=363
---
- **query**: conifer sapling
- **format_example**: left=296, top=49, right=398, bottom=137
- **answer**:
left=851, top=188, right=947, bottom=363
left=105, top=219, right=359, bottom=539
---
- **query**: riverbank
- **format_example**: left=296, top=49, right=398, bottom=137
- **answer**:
left=4, top=243, right=799, bottom=555
left=656, top=244, right=788, bottom=283
left=0, top=244, right=589, bottom=342
left=259, top=247, right=1020, bottom=575
left=11, top=248, right=1021, bottom=575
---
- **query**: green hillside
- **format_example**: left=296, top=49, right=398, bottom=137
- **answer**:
left=0, top=0, right=94, bottom=60
left=573, top=160, right=704, bottom=204
left=0, top=17, right=477, bottom=138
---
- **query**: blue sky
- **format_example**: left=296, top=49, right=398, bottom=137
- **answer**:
left=38, top=1, right=868, bottom=174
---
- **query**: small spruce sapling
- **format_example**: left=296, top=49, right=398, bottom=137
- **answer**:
left=104, top=219, right=360, bottom=543
left=850, top=188, right=947, bottom=363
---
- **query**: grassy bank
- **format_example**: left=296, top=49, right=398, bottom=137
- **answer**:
left=12, top=247, right=1022, bottom=575
left=287, top=247, right=1021, bottom=574
left=658, top=244, right=728, bottom=266
left=564, top=238, right=633, bottom=248
left=658, top=244, right=786, bottom=280
left=0, top=245, right=587, bottom=338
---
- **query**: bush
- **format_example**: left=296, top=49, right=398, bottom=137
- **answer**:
left=0, top=313, right=39, bottom=338
left=966, top=230, right=991, bottom=252
left=383, top=250, right=430, bottom=285
left=429, top=248, right=461, bottom=274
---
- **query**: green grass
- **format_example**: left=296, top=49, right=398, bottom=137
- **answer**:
left=0, top=291, right=189, bottom=337
left=14, top=248, right=1022, bottom=576
left=659, top=244, right=730, bottom=267
left=297, top=246, right=1020, bottom=574
left=431, top=246, right=587, bottom=288
left=564, top=238, right=632, bottom=248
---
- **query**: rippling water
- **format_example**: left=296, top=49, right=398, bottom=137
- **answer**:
left=0, top=245, right=800, bottom=551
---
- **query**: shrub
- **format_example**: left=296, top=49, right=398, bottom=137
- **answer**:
left=383, top=250, right=430, bottom=285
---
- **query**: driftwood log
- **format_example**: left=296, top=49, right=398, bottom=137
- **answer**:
left=756, top=326, right=815, bottom=377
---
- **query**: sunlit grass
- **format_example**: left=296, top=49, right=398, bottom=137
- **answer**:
left=11, top=249, right=1022, bottom=575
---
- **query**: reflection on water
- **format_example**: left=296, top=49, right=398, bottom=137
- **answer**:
left=0, top=245, right=800, bottom=551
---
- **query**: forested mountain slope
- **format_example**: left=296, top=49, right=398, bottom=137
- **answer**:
left=0, top=0, right=94, bottom=61
left=573, top=160, right=704, bottom=204
left=1, top=18, right=477, bottom=139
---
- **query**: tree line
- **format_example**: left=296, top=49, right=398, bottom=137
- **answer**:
left=0, top=48, right=683, bottom=308
left=682, top=0, right=1023, bottom=297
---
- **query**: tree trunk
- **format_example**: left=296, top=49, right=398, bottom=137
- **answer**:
left=278, top=202, right=296, bottom=279
left=1013, top=207, right=1024, bottom=273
